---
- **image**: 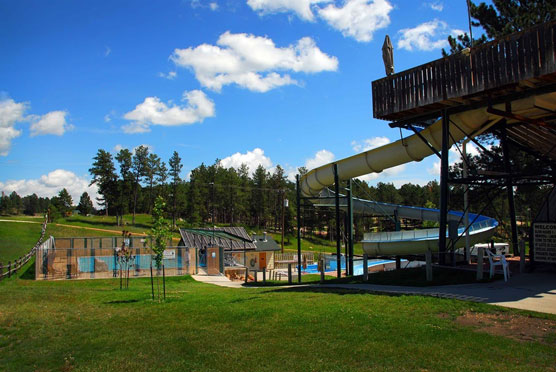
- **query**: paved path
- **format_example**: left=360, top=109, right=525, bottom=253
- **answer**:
left=192, top=271, right=556, bottom=315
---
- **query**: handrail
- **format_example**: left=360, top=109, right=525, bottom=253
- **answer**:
left=372, top=21, right=556, bottom=119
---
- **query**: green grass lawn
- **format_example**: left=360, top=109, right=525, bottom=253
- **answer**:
left=1, top=262, right=555, bottom=372
left=0, top=220, right=117, bottom=263
left=0, top=221, right=43, bottom=263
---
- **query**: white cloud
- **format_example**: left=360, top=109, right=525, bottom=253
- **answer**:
left=305, top=149, right=335, bottom=169
left=209, top=2, right=219, bottom=10
left=397, top=19, right=463, bottom=51
left=104, top=114, right=111, bottom=122
left=0, top=97, right=27, bottom=156
left=247, top=0, right=329, bottom=21
left=426, top=1, right=443, bottom=11
left=317, top=0, right=393, bottom=42
left=29, top=111, right=73, bottom=137
left=0, top=169, right=100, bottom=207
left=170, top=31, right=338, bottom=92
left=356, top=163, right=407, bottom=183
left=104, top=46, right=111, bottom=57
left=351, top=136, right=391, bottom=152
left=428, top=142, right=482, bottom=176
left=219, top=148, right=273, bottom=175
left=158, top=71, right=177, bottom=80
left=123, top=90, right=215, bottom=133
left=113, top=144, right=124, bottom=153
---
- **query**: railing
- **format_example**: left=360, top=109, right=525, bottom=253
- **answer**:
left=372, top=21, right=556, bottom=119
left=0, top=216, right=48, bottom=280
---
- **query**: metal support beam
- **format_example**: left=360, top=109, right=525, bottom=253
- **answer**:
left=439, top=110, right=450, bottom=265
left=347, top=179, right=354, bottom=276
left=409, top=125, right=442, bottom=159
left=334, top=164, right=342, bottom=278
left=501, top=126, right=520, bottom=256
left=296, top=175, right=302, bottom=283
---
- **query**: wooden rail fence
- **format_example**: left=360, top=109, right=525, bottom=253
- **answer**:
left=0, top=216, right=48, bottom=280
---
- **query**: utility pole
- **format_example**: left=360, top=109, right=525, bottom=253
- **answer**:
left=281, top=190, right=286, bottom=253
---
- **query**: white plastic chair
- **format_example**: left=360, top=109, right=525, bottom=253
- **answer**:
left=485, top=249, right=510, bottom=282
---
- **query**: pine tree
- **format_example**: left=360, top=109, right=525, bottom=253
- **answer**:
left=169, top=151, right=183, bottom=228
left=443, top=1, right=556, bottom=56
left=89, top=149, right=117, bottom=215
left=115, top=148, right=133, bottom=225
left=131, top=145, right=149, bottom=225
left=77, top=192, right=94, bottom=215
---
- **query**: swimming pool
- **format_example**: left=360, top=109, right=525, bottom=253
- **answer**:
left=300, top=257, right=404, bottom=275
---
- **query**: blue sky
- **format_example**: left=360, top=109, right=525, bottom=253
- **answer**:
left=0, top=0, right=484, bottom=203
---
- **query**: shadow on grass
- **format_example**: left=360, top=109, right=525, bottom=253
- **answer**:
left=229, top=296, right=261, bottom=303
left=19, top=259, right=36, bottom=280
left=104, top=299, right=140, bottom=304
left=246, top=267, right=496, bottom=289
left=62, top=217, right=151, bottom=231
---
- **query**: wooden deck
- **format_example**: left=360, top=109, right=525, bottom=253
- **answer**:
left=372, top=21, right=556, bottom=122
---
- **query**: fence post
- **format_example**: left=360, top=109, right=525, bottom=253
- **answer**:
left=363, top=254, right=369, bottom=281
left=477, top=247, right=484, bottom=281
left=8, top=261, right=11, bottom=278
left=519, top=240, right=526, bottom=273
left=263, top=267, right=266, bottom=285
left=425, top=250, right=433, bottom=282
left=288, top=263, right=292, bottom=284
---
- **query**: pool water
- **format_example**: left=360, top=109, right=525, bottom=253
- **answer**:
left=301, top=257, right=403, bottom=275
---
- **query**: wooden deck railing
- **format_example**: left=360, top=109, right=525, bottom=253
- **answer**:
left=372, top=21, right=556, bottom=120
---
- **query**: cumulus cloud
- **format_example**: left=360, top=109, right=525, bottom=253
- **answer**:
left=305, top=149, right=335, bottom=169
left=209, top=2, right=219, bottom=10
left=170, top=31, right=338, bottom=92
left=0, top=97, right=27, bottom=156
left=317, top=0, right=393, bottom=42
left=247, top=0, right=392, bottom=42
left=397, top=19, right=462, bottom=51
left=426, top=1, right=443, bottom=11
left=351, top=136, right=391, bottom=152
left=428, top=142, right=482, bottom=176
left=123, top=90, right=215, bottom=133
left=159, top=71, right=177, bottom=80
left=29, top=111, right=73, bottom=137
left=0, top=169, right=100, bottom=207
left=247, top=0, right=329, bottom=21
left=219, top=148, right=273, bottom=175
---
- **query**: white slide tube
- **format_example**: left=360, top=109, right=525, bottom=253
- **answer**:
left=299, top=92, right=556, bottom=256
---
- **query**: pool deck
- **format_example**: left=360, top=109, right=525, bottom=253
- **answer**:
left=192, top=270, right=556, bottom=315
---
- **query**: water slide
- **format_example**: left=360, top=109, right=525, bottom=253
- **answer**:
left=299, top=92, right=556, bottom=256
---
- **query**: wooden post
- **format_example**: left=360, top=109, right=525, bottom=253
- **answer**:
left=477, top=247, right=484, bottom=280
left=519, top=240, right=526, bottom=273
left=334, top=164, right=342, bottom=278
left=439, top=109, right=450, bottom=265
left=263, top=267, right=266, bottom=285
left=363, top=254, right=369, bottom=281
left=425, top=251, right=432, bottom=282
left=288, top=263, right=292, bottom=284
left=245, top=268, right=249, bottom=283
left=8, top=261, right=11, bottom=278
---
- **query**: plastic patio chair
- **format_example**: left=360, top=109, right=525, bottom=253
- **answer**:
left=485, top=249, right=510, bottom=282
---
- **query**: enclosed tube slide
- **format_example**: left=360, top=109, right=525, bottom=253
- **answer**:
left=300, top=92, right=556, bottom=256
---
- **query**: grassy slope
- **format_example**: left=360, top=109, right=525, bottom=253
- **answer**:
left=0, top=220, right=116, bottom=262
left=1, top=265, right=555, bottom=372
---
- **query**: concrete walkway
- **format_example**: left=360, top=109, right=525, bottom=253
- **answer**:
left=192, top=275, right=247, bottom=288
left=319, top=271, right=556, bottom=315
left=192, top=271, right=556, bottom=315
